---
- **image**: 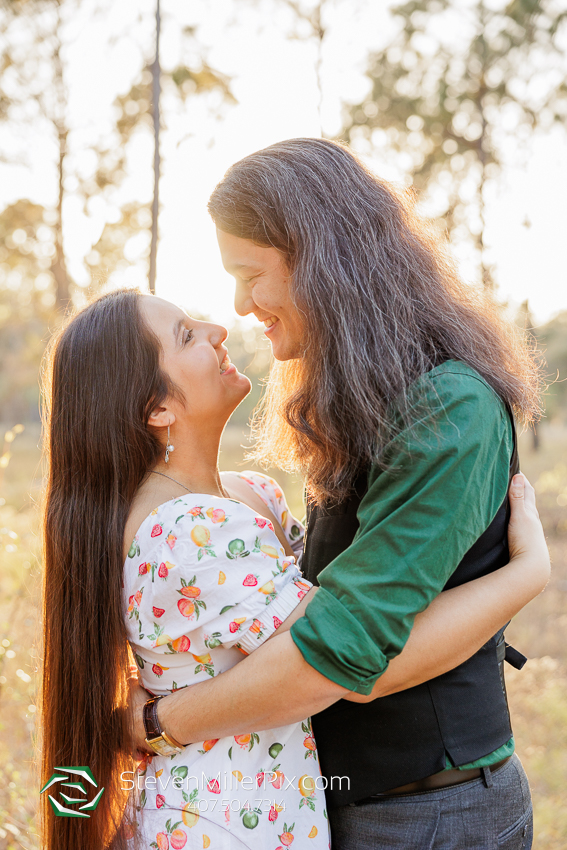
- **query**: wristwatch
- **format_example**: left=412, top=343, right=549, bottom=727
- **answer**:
left=143, top=695, right=186, bottom=756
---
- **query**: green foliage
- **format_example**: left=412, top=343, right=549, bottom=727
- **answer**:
left=83, top=58, right=233, bottom=199
left=0, top=2, right=236, bottom=303
left=0, top=200, right=56, bottom=305
left=342, top=0, right=566, bottom=287
left=0, top=0, right=78, bottom=308
left=85, top=203, right=152, bottom=290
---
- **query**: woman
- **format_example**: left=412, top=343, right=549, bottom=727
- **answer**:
left=39, top=287, right=546, bottom=850
left=128, top=139, right=548, bottom=849
left=41, top=290, right=326, bottom=849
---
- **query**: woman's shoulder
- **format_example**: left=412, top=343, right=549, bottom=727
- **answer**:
left=226, top=470, right=289, bottom=521
left=142, top=492, right=262, bottom=534
left=125, top=492, right=265, bottom=563
left=228, top=470, right=285, bottom=497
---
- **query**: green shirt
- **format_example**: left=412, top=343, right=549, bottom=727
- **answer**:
left=290, top=360, right=515, bottom=767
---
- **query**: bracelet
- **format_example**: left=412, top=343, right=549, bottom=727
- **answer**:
left=143, top=695, right=186, bottom=757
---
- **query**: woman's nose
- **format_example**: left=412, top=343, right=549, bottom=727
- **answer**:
left=210, top=323, right=228, bottom=347
left=234, top=279, right=255, bottom=317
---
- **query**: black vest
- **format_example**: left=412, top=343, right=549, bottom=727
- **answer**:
left=302, top=411, right=522, bottom=807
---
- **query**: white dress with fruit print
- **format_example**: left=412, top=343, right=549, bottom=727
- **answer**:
left=122, top=471, right=331, bottom=850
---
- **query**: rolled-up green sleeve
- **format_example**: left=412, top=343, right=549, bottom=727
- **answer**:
left=290, top=365, right=513, bottom=695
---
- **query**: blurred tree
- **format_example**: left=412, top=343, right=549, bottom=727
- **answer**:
left=273, top=0, right=329, bottom=131
left=0, top=1, right=235, bottom=425
left=0, top=200, right=58, bottom=313
left=342, top=0, right=567, bottom=290
left=0, top=0, right=77, bottom=311
left=260, top=0, right=367, bottom=136
left=149, top=0, right=162, bottom=296
left=0, top=0, right=234, bottom=309
left=82, top=34, right=234, bottom=293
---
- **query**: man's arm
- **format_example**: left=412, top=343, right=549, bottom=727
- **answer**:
left=128, top=368, right=543, bottom=750
left=346, top=474, right=548, bottom=701
left=288, top=369, right=514, bottom=694
left=131, top=474, right=548, bottom=751
left=133, top=551, right=548, bottom=749
left=135, top=370, right=501, bottom=746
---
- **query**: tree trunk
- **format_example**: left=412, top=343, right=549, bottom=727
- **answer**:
left=477, top=2, right=493, bottom=292
left=52, top=2, right=71, bottom=312
left=52, top=126, right=71, bottom=311
left=149, top=0, right=161, bottom=295
left=313, top=1, right=325, bottom=136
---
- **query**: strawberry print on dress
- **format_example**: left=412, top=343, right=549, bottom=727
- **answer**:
left=122, top=471, right=331, bottom=849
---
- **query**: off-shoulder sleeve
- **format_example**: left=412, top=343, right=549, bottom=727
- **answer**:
left=126, top=496, right=312, bottom=662
left=234, top=471, right=305, bottom=564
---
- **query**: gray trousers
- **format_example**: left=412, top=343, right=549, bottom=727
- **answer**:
left=327, top=754, right=533, bottom=850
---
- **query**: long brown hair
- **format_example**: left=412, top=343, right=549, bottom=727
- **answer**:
left=208, top=137, right=542, bottom=503
left=39, top=288, right=175, bottom=850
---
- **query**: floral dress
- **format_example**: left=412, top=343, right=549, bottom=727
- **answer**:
left=122, top=471, right=331, bottom=850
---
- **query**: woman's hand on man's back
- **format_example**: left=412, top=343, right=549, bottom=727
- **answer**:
left=508, top=473, right=550, bottom=590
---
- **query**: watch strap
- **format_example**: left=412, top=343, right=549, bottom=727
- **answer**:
left=143, top=695, right=164, bottom=740
left=143, top=695, right=185, bottom=755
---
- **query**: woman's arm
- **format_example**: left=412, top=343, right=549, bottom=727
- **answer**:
left=131, top=474, right=549, bottom=750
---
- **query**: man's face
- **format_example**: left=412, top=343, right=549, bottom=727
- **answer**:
left=216, top=228, right=306, bottom=362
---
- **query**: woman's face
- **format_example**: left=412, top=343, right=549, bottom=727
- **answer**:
left=216, top=228, right=306, bottom=361
left=139, top=295, right=251, bottom=433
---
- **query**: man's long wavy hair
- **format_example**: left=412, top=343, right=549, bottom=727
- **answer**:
left=208, top=137, right=542, bottom=504
left=39, top=288, right=173, bottom=850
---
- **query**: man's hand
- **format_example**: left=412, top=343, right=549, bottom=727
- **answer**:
left=127, top=671, right=153, bottom=755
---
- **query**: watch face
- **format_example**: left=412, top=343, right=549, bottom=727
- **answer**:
left=146, top=735, right=163, bottom=754
left=146, top=736, right=178, bottom=757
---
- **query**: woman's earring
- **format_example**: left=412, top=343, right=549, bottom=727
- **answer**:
left=165, top=424, right=174, bottom=464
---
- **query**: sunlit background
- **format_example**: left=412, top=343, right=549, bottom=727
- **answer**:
left=0, top=1, right=567, bottom=847
left=1, top=0, right=566, bottom=327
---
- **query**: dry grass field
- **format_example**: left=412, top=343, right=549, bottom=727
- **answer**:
left=0, top=421, right=565, bottom=848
